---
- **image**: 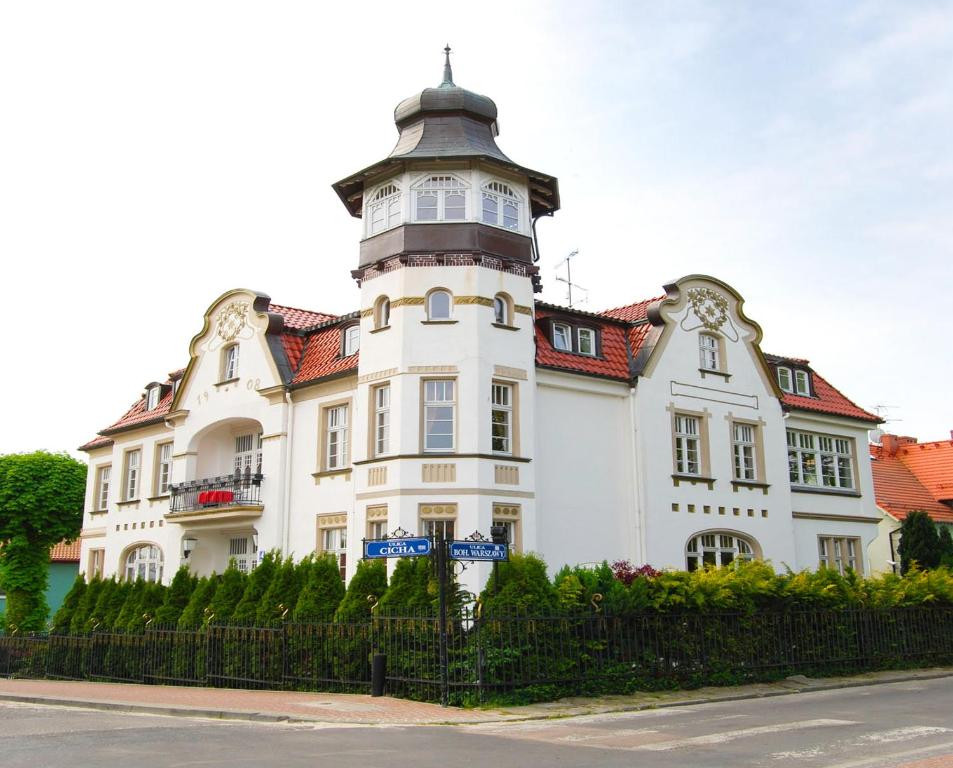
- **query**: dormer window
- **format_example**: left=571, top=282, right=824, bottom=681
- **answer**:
left=482, top=181, right=521, bottom=230
left=223, top=344, right=239, bottom=380
left=343, top=324, right=360, bottom=356
left=794, top=369, right=810, bottom=396
left=552, top=323, right=571, bottom=351
left=367, top=183, right=401, bottom=236
left=777, top=366, right=811, bottom=396
left=145, top=385, right=160, bottom=411
left=413, top=175, right=467, bottom=222
left=577, top=328, right=595, bottom=356
left=427, top=289, right=453, bottom=321
left=549, top=320, right=598, bottom=355
left=777, top=366, right=793, bottom=392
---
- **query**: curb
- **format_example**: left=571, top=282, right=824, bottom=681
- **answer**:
left=2, top=668, right=952, bottom=726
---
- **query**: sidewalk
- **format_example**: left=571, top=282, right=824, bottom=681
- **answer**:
left=1, top=667, right=951, bottom=726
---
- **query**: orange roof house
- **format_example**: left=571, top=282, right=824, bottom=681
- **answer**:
left=869, top=434, right=953, bottom=525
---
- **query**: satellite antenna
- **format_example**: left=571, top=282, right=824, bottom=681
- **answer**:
left=554, top=249, right=588, bottom=308
left=868, top=428, right=884, bottom=446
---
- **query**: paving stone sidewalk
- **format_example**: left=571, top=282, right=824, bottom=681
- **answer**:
left=1, top=667, right=951, bottom=726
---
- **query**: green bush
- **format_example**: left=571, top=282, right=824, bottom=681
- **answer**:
left=178, top=576, right=219, bottom=630
left=153, top=567, right=196, bottom=626
left=51, top=575, right=86, bottom=633
left=256, top=556, right=303, bottom=625
left=206, top=563, right=248, bottom=624
left=231, top=551, right=278, bottom=624
left=295, top=554, right=345, bottom=621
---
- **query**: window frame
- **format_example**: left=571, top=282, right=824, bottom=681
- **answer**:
left=155, top=442, right=173, bottom=496
left=228, top=536, right=257, bottom=573
left=123, top=449, right=142, bottom=501
left=422, top=378, right=456, bottom=453
left=366, top=182, right=402, bottom=237
left=777, top=366, right=793, bottom=393
left=481, top=180, right=522, bottom=231
left=731, top=422, right=758, bottom=482
left=412, top=174, right=469, bottom=223
left=673, top=413, right=703, bottom=477
left=818, top=535, right=863, bottom=575
left=372, top=383, right=391, bottom=458
left=366, top=505, right=388, bottom=541
left=94, top=464, right=111, bottom=511
left=698, top=333, right=721, bottom=372
left=794, top=369, right=811, bottom=396
left=316, top=514, right=348, bottom=580
left=374, top=296, right=391, bottom=329
left=426, top=289, right=453, bottom=321
left=234, top=432, right=263, bottom=476
left=343, top=324, right=360, bottom=357
left=491, top=381, right=514, bottom=455
left=146, top=385, right=160, bottom=411
left=419, top=503, right=458, bottom=541
left=325, top=404, right=349, bottom=471
left=787, top=428, right=855, bottom=490
left=552, top=323, right=571, bottom=351
left=222, top=344, right=239, bottom=381
left=124, top=544, right=163, bottom=583
left=492, top=292, right=513, bottom=326
left=686, top=531, right=757, bottom=571
left=576, top=327, right=596, bottom=356
left=87, top=548, right=105, bottom=580
left=492, top=503, right=522, bottom=552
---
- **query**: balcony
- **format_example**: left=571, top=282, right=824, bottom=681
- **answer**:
left=167, top=470, right=264, bottom=525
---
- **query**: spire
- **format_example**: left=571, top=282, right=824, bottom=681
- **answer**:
left=441, top=44, right=454, bottom=87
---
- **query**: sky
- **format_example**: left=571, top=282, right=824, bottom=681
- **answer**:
left=1, top=1, right=951, bottom=459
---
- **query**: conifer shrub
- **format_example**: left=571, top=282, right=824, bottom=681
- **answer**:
left=113, top=580, right=146, bottom=632
left=231, top=550, right=278, bottom=624
left=178, top=576, right=219, bottom=630
left=206, top=562, right=248, bottom=624
left=256, top=556, right=303, bottom=625
left=153, top=567, right=196, bottom=626
left=69, top=577, right=105, bottom=634
left=126, top=581, right=166, bottom=632
left=103, top=581, right=133, bottom=630
left=331, top=559, right=386, bottom=685
left=899, top=510, right=943, bottom=574
left=294, top=554, right=345, bottom=621
left=85, top=578, right=119, bottom=632
left=378, top=557, right=433, bottom=615
left=334, top=559, right=387, bottom=622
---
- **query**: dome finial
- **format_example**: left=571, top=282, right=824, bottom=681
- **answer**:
left=441, top=44, right=454, bottom=87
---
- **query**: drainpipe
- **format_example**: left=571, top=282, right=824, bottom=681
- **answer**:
left=282, top=390, right=296, bottom=554
left=628, top=385, right=648, bottom=564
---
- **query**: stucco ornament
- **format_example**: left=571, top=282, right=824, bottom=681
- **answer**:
left=216, top=302, right=249, bottom=342
left=680, top=288, right=739, bottom=341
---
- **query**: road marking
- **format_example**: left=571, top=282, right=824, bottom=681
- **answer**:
left=558, top=728, right=659, bottom=742
left=635, top=718, right=857, bottom=751
left=823, top=740, right=953, bottom=768
left=855, top=727, right=953, bottom=745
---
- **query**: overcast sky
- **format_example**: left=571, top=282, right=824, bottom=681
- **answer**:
left=1, top=1, right=951, bottom=459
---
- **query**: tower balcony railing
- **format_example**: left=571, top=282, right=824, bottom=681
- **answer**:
left=169, top=469, right=263, bottom=514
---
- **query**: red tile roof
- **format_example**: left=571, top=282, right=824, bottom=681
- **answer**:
left=600, top=296, right=662, bottom=323
left=534, top=307, right=631, bottom=380
left=891, top=439, right=953, bottom=504
left=268, top=303, right=336, bottom=330
left=282, top=333, right=306, bottom=373
left=291, top=325, right=359, bottom=385
left=50, top=539, right=81, bottom=562
left=779, top=370, right=880, bottom=423
left=870, top=442, right=953, bottom=523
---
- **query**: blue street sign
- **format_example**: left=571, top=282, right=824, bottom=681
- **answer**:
left=449, top=541, right=509, bottom=562
left=364, top=537, right=432, bottom=559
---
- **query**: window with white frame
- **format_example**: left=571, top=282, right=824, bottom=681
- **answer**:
left=366, top=506, right=388, bottom=541
left=223, top=344, right=239, bottom=380
left=124, top=449, right=141, bottom=500
left=375, top=296, right=391, bottom=329
left=228, top=536, right=256, bottom=573
left=420, top=512, right=456, bottom=541
left=343, top=324, right=360, bottom=356
left=321, top=525, right=347, bottom=580
left=492, top=503, right=521, bottom=552
left=481, top=180, right=520, bottom=230
left=673, top=415, right=701, bottom=476
left=818, top=536, right=862, bottom=575
left=413, top=175, right=467, bottom=221
left=156, top=443, right=173, bottom=495
left=146, top=386, right=160, bottom=411
left=699, top=333, right=720, bottom=371
left=777, top=366, right=793, bottom=392
left=95, top=465, right=111, bottom=511
left=326, top=405, right=349, bottom=470
left=493, top=293, right=510, bottom=325
left=88, top=548, right=105, bottom=579
left=787, top=430, right=854, bottom=489
left=491, top=382, right=513, bottom=454
left=366, top=183, right=401, bottom=235
left=794, top=369, right=811, bottom=396
left=374, top=384, right=390, bottom=457
left=124, top=544, right=163, bottom=582
left=427, top=289, right=452, bottom=320
left=424, top=380, right=455, bottom=452
left=577, top=327, right=595, bottom=356
left=552, top=323, right=571, bottom=351
left=234, top=433, right=263, bottom=476
left=732, top=423, right=757, bottom=481
left=686, top=532, right=755, bottom=571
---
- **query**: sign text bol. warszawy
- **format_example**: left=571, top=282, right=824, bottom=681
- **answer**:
left=449, top=541, right=509, bottom=561
left=364, top=537, right=432, bottom=559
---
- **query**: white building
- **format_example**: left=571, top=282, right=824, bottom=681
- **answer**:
left=78, top=57, right=883, bottom=591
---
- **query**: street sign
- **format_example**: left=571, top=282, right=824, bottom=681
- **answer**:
left=364, top=537, right=432, bottom=559
left=449, top=541, right=509, bottom=561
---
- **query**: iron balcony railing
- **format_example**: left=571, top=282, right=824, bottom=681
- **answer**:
left=169, top=469, right=263, bottom=513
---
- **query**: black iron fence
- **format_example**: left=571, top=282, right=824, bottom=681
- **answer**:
left=3, top=607, right=953, bottom=705
left=169, top=470, right=263, bottom=513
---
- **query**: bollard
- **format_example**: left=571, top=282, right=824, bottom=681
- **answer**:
left=371, top=653, right=386, bottom=697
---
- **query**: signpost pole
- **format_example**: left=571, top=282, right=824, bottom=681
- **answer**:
left=436, top=533, right=449, bottom=707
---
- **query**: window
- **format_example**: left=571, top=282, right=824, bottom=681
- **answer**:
left=427, top=289, right=452, bottom=320
left=794, top=369, right=811, bottom=396
left=374, top=296, right=391, bottom=329
left=146, top=386, right=160, bottom=411
left=777, top=367, right=793, bottom=393
left=787, top=429, right=854, bottom=489
left=326, top=405, right=349, bottom=470
left=95, top=465, right=111, bottom=511
left=493, top=293, right=512, bottom=325
left=343, top=324, right=360, bottom=356
left=124, top=545, right=163, bottom=582
left=367, top=182, right=401, bottom=235
left=156, top=443, right=173, bottom=495
left=321, top=525, right=347, bottom=580
left=699, top=333, right=720, bottom=371
left=413, top=175, right=467, bottom=222
left=228, top=536, right=256, bottom=573
left=491, top=383, right=513, bottom=454
left=124, top=449, right=141, bottom=500
left=818, top=536, right=862, bottom=575
left=493, top=503, right=521, bottom=552
left=481, top=181, right=521, bottom=230
left=732, top=423, right=756, bottom=481
left=373, top=384, right=390, bottom=456
left=577, top=327, right=595, bottom=356
left=673, top=415, right=701, bottom=476
left=366, top=505, right=388, bottom=540
left=223, top=344, right=239, bottom=380
left=88, top=549, right=105, bottom=580
left=423, top=380, right=455, bottom=452
left=686, top=532, right=755, bottom=571
left=552, top=323, right=571, bottom=351
left=234, top=433, right=263, bottom=476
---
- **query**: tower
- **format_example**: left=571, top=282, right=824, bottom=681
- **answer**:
left=332, top=49, right=559, bottom=587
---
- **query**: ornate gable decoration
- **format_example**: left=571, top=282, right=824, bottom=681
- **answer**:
left=680, top=288, right=739, bottom=341
left=217, top=302, right=249, bottom=342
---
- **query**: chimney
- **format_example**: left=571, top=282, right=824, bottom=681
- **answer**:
left=881, top=434, right=916, bottom=456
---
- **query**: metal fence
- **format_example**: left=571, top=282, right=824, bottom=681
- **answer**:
left=2, top=607, right=952, bottom=705
left=168, top=470, right=262, bottom=513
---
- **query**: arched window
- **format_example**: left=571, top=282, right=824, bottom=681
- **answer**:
left=413, top=175, right=468, bottom=222
left=427, top=289, right=453, bottom=321
left=686, top=532, right=756, bottom=571
left=374, top=296, right=391, bottom=329
left=482, top=181, right=521, bottom=230
left=366, top=182, right=401, bottom=236
left=124, top=544, right=164, bottom=582
left=493, top=293, right=512, bottom=325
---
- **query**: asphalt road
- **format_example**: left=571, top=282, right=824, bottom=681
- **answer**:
left=2, top=677, right=952, bottom=768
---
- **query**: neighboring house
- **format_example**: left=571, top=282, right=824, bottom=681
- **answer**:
left=869, top=433, right=953, bottom=572
left=0, top=540, right=80, bottom=620
left=75, top=57, right=884, bottom=593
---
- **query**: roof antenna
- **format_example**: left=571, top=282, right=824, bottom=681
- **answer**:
left=554, top=249, right=588, bottom=308
left=441, top=44, right=454, bottom=87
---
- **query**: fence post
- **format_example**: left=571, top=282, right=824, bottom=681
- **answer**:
left=371, top=653, right=386, bottom=696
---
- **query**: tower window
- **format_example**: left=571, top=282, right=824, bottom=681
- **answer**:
left=482, top=181, right=521, bottom=230
left=493, top=293, right=512, bottom=326
left=413, top=175, right=468, bottom=222
left=367, top=183, right=401, bottom=236
left=374, top=296, right=391, bottom=329
left=427, top=289, right=453, bottom=321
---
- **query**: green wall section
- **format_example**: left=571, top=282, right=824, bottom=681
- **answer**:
left=46, top=563, right=79, bottom=618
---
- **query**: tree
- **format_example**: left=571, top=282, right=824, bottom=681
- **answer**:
left=334, top=559, right=387, bottom=621
left=178, top=576, right=219, bottom=629
left=50, top=574, right=86, bottom=634
left=231, top=550, right=279, bottom=623
left=206, top=562, right=248, bottom=624
left=295, top=553, right=345, bottom=621
left=0, top=451, right=86, bottom=631
left=153, top=567, right=196, bottom=626
left=898, top=510, right=943, bottom=574
left=939, top=526, right=953, bottom=569
left=256, top=556, right=303, bottom=624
